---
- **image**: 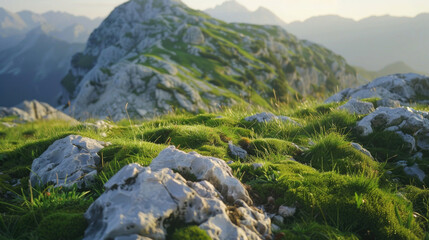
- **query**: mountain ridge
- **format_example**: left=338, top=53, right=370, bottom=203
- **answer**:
left=205, top=0, right=286, bottom=27
left=60, top=0, right=358, bottom=120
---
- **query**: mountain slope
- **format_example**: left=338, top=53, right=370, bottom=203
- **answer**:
left=286, top=14, right=429, bottom=72
left=0, top=28, right=84, bottom=106
left=205, top=0, right=286, bottom=26
left=60, top=0, right=358, bottom=120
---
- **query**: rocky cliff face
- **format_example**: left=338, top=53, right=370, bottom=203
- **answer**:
left=60, top=0, right=358, bottom=120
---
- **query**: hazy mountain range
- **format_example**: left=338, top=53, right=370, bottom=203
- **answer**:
left=205, top=0, right=429, bottom=74
left=0, top=8, right=102, bottom=106
left=0, top=7, right=102, bottom=49
left=205, top=0, right=286, bottom=27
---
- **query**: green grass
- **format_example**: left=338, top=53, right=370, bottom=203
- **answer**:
left=1, top=102, right=428, bottom=239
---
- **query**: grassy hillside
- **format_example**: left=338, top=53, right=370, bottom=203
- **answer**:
left=1, top=101, right=429, bottom=239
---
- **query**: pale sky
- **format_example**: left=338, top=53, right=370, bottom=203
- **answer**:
left=0, top=0, right=428, bottom=23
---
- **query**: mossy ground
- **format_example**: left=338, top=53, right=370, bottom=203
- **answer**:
left=1, top=102, right=428, bottom=239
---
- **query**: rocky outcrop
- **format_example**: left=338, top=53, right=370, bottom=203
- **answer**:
left=83, top=147, right=271, bottom=240
left=338, top=98, right=374, bottom=115
left=60, top=0, right=358, bottom=120
left=150, top=146, right=252, bottom=204
left=0, top=100, right=77, bottom=123
left=326, top=73, right=429, bottom=105
left=351, top=142, right=374, bottom=159
left=183, top=26, right=204, bottom=45
left=30, top=135, right=110, bottom=187
left=228, top=141, right=248, bottom=160
left=356, top=107, right=429, bottom=152
left=245, top=112, right=298, bottom=124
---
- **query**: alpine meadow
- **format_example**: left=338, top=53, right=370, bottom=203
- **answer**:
left=1, top=0, right=429, bottom=240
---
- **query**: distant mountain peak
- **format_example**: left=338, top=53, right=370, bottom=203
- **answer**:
left=205, top=1, right=286, bottom=26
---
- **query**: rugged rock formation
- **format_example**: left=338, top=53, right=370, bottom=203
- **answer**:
left=356, top=107, right=429, bottom=152
left=83, top=147, right=271, bottom=240
left=150, top=146, right=252, bottom=204
left=326, top=73, right=429, bottom=105
left=60, top=0, right=358, bottom=120
left=338, top=98, right=374, bottom=115
left=0, top=100, right=77, bottom=123
left=30, top=135, right=110, bottom=187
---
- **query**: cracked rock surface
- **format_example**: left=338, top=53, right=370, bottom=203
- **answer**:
left=30, top=135, right=110, bottom=187
left=338, top=98, right=375, bottom=115
left=326, top=73, right=429, bottom=105
left=83, top=147, right=271, bottom=240
left=356, top=107, right=429, bottom=151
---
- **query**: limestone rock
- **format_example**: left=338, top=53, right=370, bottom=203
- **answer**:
left=252, top=163, right=264, bottom=169
left=0, top=100, right=77, bottom=123
left=278, top=205, right=296, bottom=218
left=403, top=164, right=426, bottom=182
left=245, top=112, right=298, bottom=125
left=377, top=99, right=401, bottom=108
left=83, top=120, right=113, bottom=131
left=326, top=73, right=429, bottom=105
left=338, top=98, right=375, bottom=115
left=30, top=135, right=110, bottom=187
left=228, top=141, right=247, bottom=160
left=351, top=142, right=374, bottom=159
left=183, top=26, right=205, bottom=45
left=150, top=146, right=253, bottom=204
left=356, top=107, right=429, bottom=152
left=84, top=163, right=271, bottom=240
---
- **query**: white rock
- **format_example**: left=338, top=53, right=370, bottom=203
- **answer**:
left=245, top=112, right=298, bottom=125
left=377, top=99, right=401, bottom=108
left=356, top=107, right=429, bottom=152
left=228, top=141, right=248, bottom=160
left=404, top=164, right=426, bottom=182
left=84, top=120, right=113, bottom=131
left=271, top=223, right=281, bottom=232
left=84, top=163, right=271, bottom=240
left=252, top=163, right=264, bottom=169
left=326, top=73, right=429, bottom=104
left=338, top=98, right=375, bottom=115
left=412, top=152, right=424, bottom=160
left=183, top=26, right=205, bottom=45
left=278, top=205, right=296, bottom=218
left=30, top=135, right=110, bottom=188
left=351, top=142, right=374, bottom=159
left=150, top=146, right=253, bottom=204
left=272, top=215, right=284, bottom=224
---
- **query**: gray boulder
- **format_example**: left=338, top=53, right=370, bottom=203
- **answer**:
left=0, top=100, right=77, bottom=123
left=338, top=98, right=375, bottom=115
left=377, top=99, right=401, bottom=108
left=83, top=161, right=271, bottom=239
left=30, top=135, right=110, bottom=187
left=326, top=73, right=429, bottom=105
left=404, top=164, right=426, bottom=182
left=356, top=107, right=429, bottom=152
left=245, top=112, right=298, bottom=125
left=228, top=141, right=248, bottom=160
left=351, top=142, right=374, bottom=159
left=150, top=146, right=253, bottom=204
left=183, top=26, right=205, bottom=45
